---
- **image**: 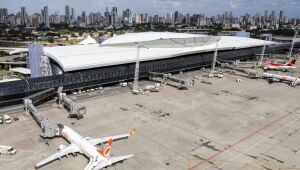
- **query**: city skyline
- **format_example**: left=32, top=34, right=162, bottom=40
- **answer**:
left=1, top=0, right=300, bottom=18
left=1, top=4, right=298, bottom=30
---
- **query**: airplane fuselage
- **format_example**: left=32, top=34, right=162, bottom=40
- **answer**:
left=263, top=59, right=296, bottom=71
left=61, top=126, right=104, bottom=161
left=263, top=65, right=295, bottom=71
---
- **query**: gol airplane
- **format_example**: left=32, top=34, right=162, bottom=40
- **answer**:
left=35, top=125, right=135, bottom=170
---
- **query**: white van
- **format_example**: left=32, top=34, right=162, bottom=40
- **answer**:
left=3, top=114, right=12, bottom=124
left=0, top=145, right=16, bottom=155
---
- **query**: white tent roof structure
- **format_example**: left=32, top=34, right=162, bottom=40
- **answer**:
left=15, top=32, right=274, bottom=73
left=102, top=32, right=208, bottom=45
left=78, top=35, right=97, bottom=45
left=10, top=67, right=31, bottom=75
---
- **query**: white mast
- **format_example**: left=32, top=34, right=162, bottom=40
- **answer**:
left=288, top=31, right=297, bottom=60
left=211, top=37, right=221, bottom=74
left=133, top=43, right=148, bottom=93
left=133, top=45, right=141, bottom=92
left=259, top=36, right=267, bottom=66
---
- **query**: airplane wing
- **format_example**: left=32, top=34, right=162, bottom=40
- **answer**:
left=93, top=155, right=135, bottom=169
left=109, top=154, right=134, bottom=164
left=87, top=134, right=131, bottom=146
left=35, top=144, right=80, bottom=169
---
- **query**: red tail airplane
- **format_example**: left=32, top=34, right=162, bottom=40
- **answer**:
left=263, top=58, right=297, bottom=71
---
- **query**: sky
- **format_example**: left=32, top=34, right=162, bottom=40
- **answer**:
left=1, top=0, right=300, bottom=18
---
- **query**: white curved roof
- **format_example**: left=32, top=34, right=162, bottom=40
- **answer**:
left=102, top=32, right=207, bottom=45
left=43, top=32, right=276, bottom=72
left=78, top=35, right=97, bottom=45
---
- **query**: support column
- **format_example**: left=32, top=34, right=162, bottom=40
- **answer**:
left=133, top=45, right=140, bottom=92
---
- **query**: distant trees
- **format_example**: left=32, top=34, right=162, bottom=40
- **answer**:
left=0, top=27, right=4, bottom=36
left=47, top=36, right=54, bottom=43
left=7, top=28, right=21, bottom=36
left=46, top=32, right=60, bottom=37
left=250, top=28, right=295, bottom=38
left=271, top=29, right=295, bottom=36
left=0, top=51, right=8, bottom=57
left=98, top=32, right=104, bottom=37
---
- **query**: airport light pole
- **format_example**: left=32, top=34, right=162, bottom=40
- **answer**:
left=288, top=31, right=297, bottom=60
left=211, top=38, right=221, bottom=74
left=133, top=44, right=141, bottom=92
left=259, top=36, right=267, bottom=66
left=133, top=42, right=148, bottom=93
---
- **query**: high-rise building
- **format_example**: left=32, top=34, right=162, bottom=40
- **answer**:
left=104, top=7, right=110, bottom=26
left=32, top=14, right=40, bottom=28
left=154, top=15, right=159, bottom=23
left=264, top=10, right=268, bottom=23
left=87, top=12, right=93, bottom=25
left=135, top=13, right=141, bottom=24
left=42, top=6, right=49, bottom=28
left=65, top=6, right=70, bottom=23
left=49, top=12, right=60, bottom=24
left=165, top=13, right=172, bottom=24
left=0, top=5, right=297, bottom=29
left=223, top=11, right=232, bottom=23
left=7, top=14, right=16, bottom=25
left=159, top=16, right=165, bottom=23
left=283, top=16, right=289, bottom=24
left=81, top=11, right=86, bottom=23
left=186, top=14, right=190, bottom=25
left=279, top=10, right=284, bottom=24
left=178, top=13, right=184, bottom=24
left=21, top=6, right=28, bottom=25
left=270, top=10, right=276, bottom=25
left=95, top=12, right=101, bottom=23
left=122, top=9, right=132, bottom=25
left=126, top=9, right=132, bottom=24
left=122, top=9, right=131, bottom=19
left=71, top=8, right=75, bottom=22
left=111, top=7, right=118, bottom=26
left=174, top=11, right=179, bottom=23
left=0, top=8, right=8, bottom=24
left=144, top=14, right=149, bottom=23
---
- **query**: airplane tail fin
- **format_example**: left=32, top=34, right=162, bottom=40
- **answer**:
left=129, top=128, right=136, bottom=136
left=287, top=59, right=296, bottom=66
left=97, top=138, right=113, bottom=158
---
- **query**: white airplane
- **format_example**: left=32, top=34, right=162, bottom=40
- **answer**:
left=263, top=58, right=297, bottom=71
left=35, top=125, right=135, bottom=170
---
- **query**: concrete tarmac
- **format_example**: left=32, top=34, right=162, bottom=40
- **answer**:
left=1, top=65, right=300, bottom=170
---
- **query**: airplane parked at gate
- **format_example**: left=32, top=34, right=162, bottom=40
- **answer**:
left=35, top=125, right=135, bottom=170
left=263, top=58, right=297, bottom=71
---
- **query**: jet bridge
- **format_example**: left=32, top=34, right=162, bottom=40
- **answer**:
left=149, top=72, right=193, bottom=89
left=24, top=99, right=62, bottom=138
left=58, top=92, right=86, bottom=119
left=221, top=63, right=300, bottom=87
left=23, top=88, right=63, bottom=138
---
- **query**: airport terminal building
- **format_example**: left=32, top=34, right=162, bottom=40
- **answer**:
left=43, top=32, right=277, bottom=74
left=0, top=32, right=297, bottom=106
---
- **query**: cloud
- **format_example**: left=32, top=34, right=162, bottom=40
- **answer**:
left=228, top=0, right=264, bottom=9
left=280, top=0, right=299, bottom=5
left=153, top=0, right=189, bottom=11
